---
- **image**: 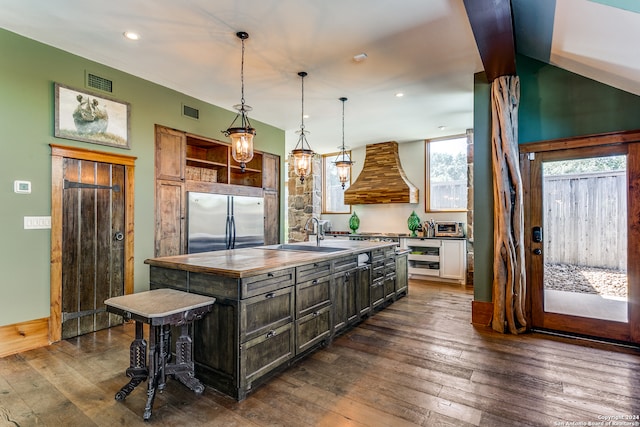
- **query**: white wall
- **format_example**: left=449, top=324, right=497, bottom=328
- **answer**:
left=321, top=140, right=466, bottom=234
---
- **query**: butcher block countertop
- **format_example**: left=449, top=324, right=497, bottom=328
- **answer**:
left=144, top=240, right=398, bottom=279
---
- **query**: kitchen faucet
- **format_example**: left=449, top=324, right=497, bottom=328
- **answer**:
left=304, top=217, right=323, bottom=246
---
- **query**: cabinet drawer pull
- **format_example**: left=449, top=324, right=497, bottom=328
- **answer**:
left=312, top=279, right=318, bottom=285
left=267, top=272, right=274, bottom=277
left=266, top=330, right=276, bottom=338
left=312, top=311, right=319, bottom=317
left=265, top=292, right=275, bottom=299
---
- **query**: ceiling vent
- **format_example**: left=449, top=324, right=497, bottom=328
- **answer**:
left=86, top=73, right=113, bottom=93
left=344, top=141, right=419, bottom=204
left=182, top=104, right=200, bottom=120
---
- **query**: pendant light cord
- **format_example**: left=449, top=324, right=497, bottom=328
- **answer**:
left=240, top=36, right=246, bottom=108
left=300, top=74, right=305, bottom=132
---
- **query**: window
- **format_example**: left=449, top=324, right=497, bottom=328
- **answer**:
left=425, top=135, right=467, bottom=212
left=322, top=152, right=351, bottom=214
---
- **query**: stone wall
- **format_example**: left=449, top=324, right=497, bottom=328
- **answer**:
left=287, top=155, right=322, bottom=242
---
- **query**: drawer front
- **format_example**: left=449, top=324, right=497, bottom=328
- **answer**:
left=384, top=276, right=396, bottom=299
left=240, top=323, right=294, bottom=387
left=241, top=268, right=295, bottom=298
left=333, top=255, right=358, bottom=274
left=296, top=276, right=332, bottom=318
left=296, top=305, right=331, bottom=353
left=372, top=264, right=385, bottom=282
left=240, top=287, right=294, bottom=343
left=149, top=266, right=188, bottom=291
left=297, top=260, right=332, bottom=283
left=371, top=281, right=385, bottom=308
left=371, top=249, right=384, bottom=264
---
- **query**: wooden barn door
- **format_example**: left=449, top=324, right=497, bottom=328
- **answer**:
left=50, top=144, right=135, bottom=342
left=61, top=158, right=125, bottom=338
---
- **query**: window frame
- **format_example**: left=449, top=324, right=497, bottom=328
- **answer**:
left=425, top=134, right=468, bottom=213
left=322, top=151, right=352, bottom=214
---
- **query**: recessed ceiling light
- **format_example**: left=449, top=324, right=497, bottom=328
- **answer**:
left=438, top=126, right=447, bottom=131
left=353, top=53, right=368, bottom=62
left=123, top=31, right=140, bottom=41
left=395, top=92, right=404, bottom=98
left=303, top=114, right=310, bottom=119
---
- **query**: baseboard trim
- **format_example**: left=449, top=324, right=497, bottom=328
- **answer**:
left=0, top=318, right=50, bottom=358
left=471, top=300, right=493, bottom=327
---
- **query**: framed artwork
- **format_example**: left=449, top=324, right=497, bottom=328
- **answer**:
left=54, top=83, right=131, bottom=149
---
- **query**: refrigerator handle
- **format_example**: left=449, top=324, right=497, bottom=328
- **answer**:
left=225, top=197, right=232, bottom=249
left=230, top=216, right=236, bottom=249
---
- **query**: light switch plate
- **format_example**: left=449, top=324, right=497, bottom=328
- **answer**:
left=24, top=216, right=51, bottom=229
left=14, top=180, right=31, bottom=194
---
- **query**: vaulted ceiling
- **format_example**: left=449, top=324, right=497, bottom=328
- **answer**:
left=0, top=0, right=638, bottom=153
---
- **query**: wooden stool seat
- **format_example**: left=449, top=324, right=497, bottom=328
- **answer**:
left=105, top=289, right=215, bottom=420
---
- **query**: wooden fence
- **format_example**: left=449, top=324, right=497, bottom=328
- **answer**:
left=543, top=171, right=627, bottom=270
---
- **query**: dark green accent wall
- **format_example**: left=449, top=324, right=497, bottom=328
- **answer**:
left=472, top=73, right=494, bottom=302
left=472, top=54, right=640, bottom=303
left=0, top=28, right=285, bottom=326
left=518, top=54, right=640, bottom=143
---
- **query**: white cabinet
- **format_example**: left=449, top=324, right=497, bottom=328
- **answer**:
left=400, top=238, right=466, bottom=284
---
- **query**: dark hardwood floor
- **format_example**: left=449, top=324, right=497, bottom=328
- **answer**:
left=1, top=280, right=639, bottom=426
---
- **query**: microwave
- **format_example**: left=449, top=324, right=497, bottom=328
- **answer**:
left=434, top=221, right=464, bottom=237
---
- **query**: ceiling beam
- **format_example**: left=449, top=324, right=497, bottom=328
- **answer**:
left=463, top=0, right=517, bottom=81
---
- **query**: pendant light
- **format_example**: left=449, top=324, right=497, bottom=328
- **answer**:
left=290, top=71, right=314, bottom=183
left=222, top=31, right=255, bottom=172
left=333, top=97, right=354, bottom=189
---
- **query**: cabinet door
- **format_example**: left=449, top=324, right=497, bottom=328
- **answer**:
left=395, top=253, right=408, bottom=296
left=154, top=180, right=184, bottom=256
left=333, top=270, right=358, bottom=333
left=264, top=190, right=279, bottom=245
left=155, top=125, right=185, bottom=181
left=356, top=264, right=371, bottom=317
left=440, top=240, right=466, bottom=280
left=262, top=153, right=280, bottom=191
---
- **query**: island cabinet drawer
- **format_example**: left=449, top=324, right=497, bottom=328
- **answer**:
left=240, top=323, right=294, bottom=388
left=333, top=255, right=358, bottom=274
left=296, top=305, right=331, bottom=353
left=296, top=275, right=332, bottom=318
left=371, top=280, right=385, bottom=308
left=240, top=287, right=294, bottom=343
left=296, top=260, right=332, bottom=283
left=149, top=266, right=188, bottom=291
left=372, top=263, right=386, bottom=282
left=371, top=249, right=385, bottom=264
left=241, top=268, right=295, bottom=299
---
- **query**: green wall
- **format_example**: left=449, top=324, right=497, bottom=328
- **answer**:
left=0, top=29, right=285, bottom=326
left=472, top=54, right=640, bottom=302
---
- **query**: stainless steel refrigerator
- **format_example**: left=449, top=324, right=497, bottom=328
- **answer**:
left=187, top=192, right=264, bottom=253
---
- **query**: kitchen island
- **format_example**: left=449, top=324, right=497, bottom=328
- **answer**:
left=144, top=240, right=408, bottom=400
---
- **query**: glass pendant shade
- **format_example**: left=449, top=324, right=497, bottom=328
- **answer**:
left=335, top=158, right=352, bottom=189
left=333, top=97, right=353, bottom=189
left=229, top=126, right=255, bottom=170
left=291, top=148, right=314, bottom=181
left=223, top=31, right=255, bottom=172
left=291, top=71, right=315, bottom=183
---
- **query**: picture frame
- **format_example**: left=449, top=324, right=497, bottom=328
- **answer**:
left=54, top=83, right=131, bottom=149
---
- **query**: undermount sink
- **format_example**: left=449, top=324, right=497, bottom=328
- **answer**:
left=265, top=244, right=347, bottom=253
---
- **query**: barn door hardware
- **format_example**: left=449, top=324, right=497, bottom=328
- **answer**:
left=64, top=179, right=121, bottom=192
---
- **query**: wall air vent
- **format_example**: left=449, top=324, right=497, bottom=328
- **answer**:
left=182, top=104, right=200, bottom=120
left=86, top=73, right=113, bottom=93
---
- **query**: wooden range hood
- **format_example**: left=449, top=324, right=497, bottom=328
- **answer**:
left=344, top=141, right=418, bottom=204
